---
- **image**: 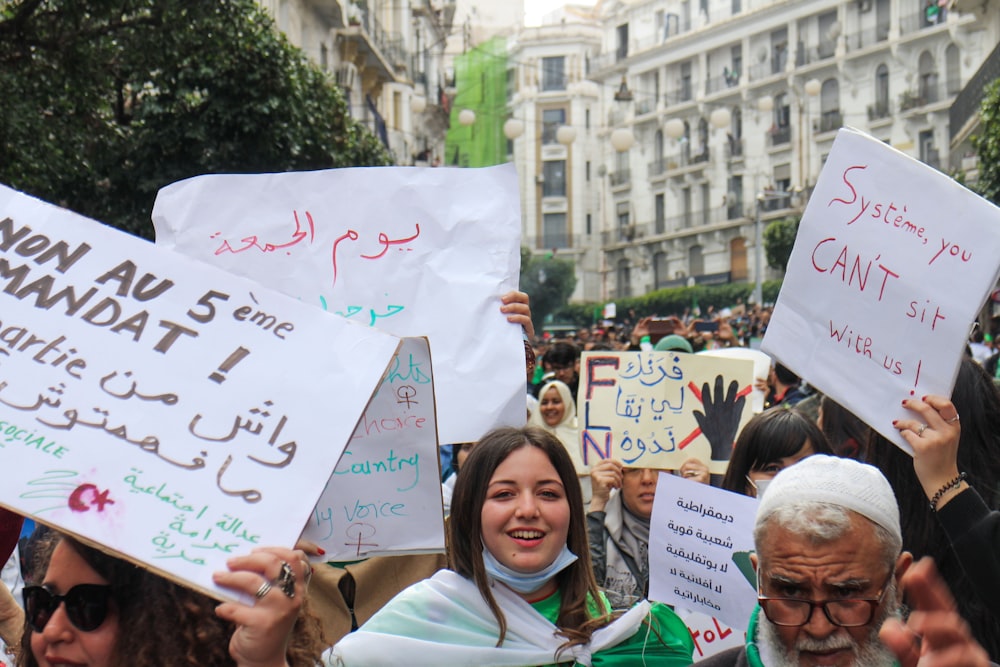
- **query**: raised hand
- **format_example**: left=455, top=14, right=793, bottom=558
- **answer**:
left=694, top=374, right=745, bottom=462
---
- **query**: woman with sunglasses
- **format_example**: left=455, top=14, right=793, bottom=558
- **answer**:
left=328, top=426, right=693, bottom=665
left=15, top=530, right=323, bottom=667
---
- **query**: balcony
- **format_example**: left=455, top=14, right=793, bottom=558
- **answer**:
left=648, top=159, right=667, bottom=178
left=899, top=7, right=948, bottom=36
left=950, top=40, right=1000, bottom=140
left=867, top=100, right=892, bottom=121
left=816, top=109, right=843, bottom=133
left=769, top=124, right=791, bottom=147
left=609, top=169, right=631, bottom=188
left=846, top=24, right=890, bottom=52
left=899, top=82, right=948, bottom=113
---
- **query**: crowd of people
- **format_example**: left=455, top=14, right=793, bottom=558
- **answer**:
left=0, top=295, right=998, bottom=667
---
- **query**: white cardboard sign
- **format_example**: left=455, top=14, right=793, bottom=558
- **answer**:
left=0, top=184, right=399, bottom=599
left=151, top=165, right=524, bottom=445
left=648, top=473, right=759, bottom=631
left=579, top=351, right=754, bottom=474
left=303, top=336, right=445, bottom=560
left=762, top=128, right=1000, bottom=452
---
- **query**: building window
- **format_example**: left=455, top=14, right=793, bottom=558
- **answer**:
left=542, top=160, right=566, bottom=197
left=542, top=57, right=566, bottom=91
left=945, top=44, right=960, bottom=95
left=586, top=213, right=592, bottom=235
left=819, top=78, right=841, bottom=132
left=542, top=108, right=566, bottom=144
left=917, top=51, right=938, bottom=104
left=680, top=61, right=693, bottom=101
left=655, top=193, right=665, bottom=234
left=654, top=252, right=669, bottom=288
left=873, top=64, right=890, bottom=118
left=616, top=259, right=631, bottom=297
left=689, top=245, right=704, bottom=276
left=616, top=24, right=629, bottom=61
left=617, top=201, right=631, bottom=240
left=586, top=161, right=591, bottom=181
left=543, top=213, right=568, bottom=249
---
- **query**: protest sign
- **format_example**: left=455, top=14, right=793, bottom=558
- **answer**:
left=761, top=128, right=1000, bottom=452
left=0, top=184, right=399, bottom=599
left=674, top=610, right=744, bottom=661
left=151, top=165, right=523, bottom=445
left=303, top=336, right=445, bottom=560
left=648, top=473, right=759, bottom=631
left=579, top=351, right=754, bottom=473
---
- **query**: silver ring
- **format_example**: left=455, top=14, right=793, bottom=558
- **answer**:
left=254, top=580, right=272, bottom=599
left=916, top=424, right=927, bottom=436
left=276, top=561, right=296, bottom=598
left=946, top=415, right=960, bottom=424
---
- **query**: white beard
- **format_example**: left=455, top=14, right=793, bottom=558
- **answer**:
left=756, top=586, right=899, bottom=667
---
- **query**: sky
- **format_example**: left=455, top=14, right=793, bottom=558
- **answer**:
left=523, top=0, right=571, bottom=26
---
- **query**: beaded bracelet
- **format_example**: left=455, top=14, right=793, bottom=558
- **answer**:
left=929, top=472, right=967, bottom=512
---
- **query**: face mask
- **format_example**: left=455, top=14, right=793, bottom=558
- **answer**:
left=481, top=545, right=578, bottom=595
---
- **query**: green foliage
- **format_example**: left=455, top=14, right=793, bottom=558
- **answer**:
left=0, top=0, right=391, bottom=239
left=554, top=280, right=785, bottom=328
left=762, top=216, right=800, bottom=271
left=520, top=247, right=578, bottom=333
left=973, top=78, right=1000, bottom=206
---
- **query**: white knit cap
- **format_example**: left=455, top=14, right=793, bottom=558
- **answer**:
left=755, top=454, right=901, bottom=542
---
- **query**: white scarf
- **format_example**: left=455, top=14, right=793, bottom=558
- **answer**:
left=324, top=569, right=651, bottom=667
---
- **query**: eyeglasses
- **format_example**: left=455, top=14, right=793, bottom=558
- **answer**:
left=23, top=584, right=113, bottom=632
left=757, top=573, right=891, bottom=628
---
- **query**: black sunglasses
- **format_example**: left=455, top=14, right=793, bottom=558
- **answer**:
left=23, top=584, right=113, bottom=632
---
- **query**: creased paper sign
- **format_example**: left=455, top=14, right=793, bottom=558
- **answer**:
left=0, top=184, right=399, bottom=600
left=578, top=351, right=754, bottom=474
left=649, top=473, right=758, bottom=631
left=303, top=336, right=445, bottom=560
left=761, top=128, right=1000, bottom=452
left=151, top=165, right=523, bottom=445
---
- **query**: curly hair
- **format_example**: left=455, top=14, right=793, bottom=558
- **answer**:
left=18, top=533, right=325, bottom=667
left=448, top=426, right=611, bottom=650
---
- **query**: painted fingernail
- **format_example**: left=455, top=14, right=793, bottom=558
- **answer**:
left=921, top=395, right=927, bottom=401
left=317, top=548, right=326, bottom=556
left=892, top=420, right=898, bottom=425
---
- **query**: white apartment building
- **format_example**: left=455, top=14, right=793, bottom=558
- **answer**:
left=515, top=0, right=1000, bottom=302
left=257, top=0, right=454, bottom=165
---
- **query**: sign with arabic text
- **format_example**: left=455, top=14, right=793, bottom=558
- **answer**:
left=578, top=351, right=754, bottom=474
left=303, top=336, right=445, bottom=560
left=0, top=184, right=400, bottom=600
left=762, top=127, right=1000, bottom=452
left=648, top=473, right=758, bottom=630
left=152, top=165, right=523, bottom=445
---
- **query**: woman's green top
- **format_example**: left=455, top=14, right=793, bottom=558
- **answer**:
left=530, top=590, right=694, bottom=666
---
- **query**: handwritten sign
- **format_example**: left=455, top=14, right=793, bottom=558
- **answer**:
left=0, top=184, right=399, bottom=599
left=578, top=351, right=754, bottom=473
left=761, top=128, right=1000, bottom=452
left=151, top=165, right=523, bottom=445
left=674, top=609, right=744, bottom=660
left=303, top=336, right=445, bottom=560
left=648, top=473, right=758, bottom=631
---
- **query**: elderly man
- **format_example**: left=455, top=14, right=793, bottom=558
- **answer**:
left=698, top=455, right=987, bottom=667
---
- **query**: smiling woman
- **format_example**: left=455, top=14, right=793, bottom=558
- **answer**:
left=327, top=426, right=694, bottom=666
